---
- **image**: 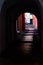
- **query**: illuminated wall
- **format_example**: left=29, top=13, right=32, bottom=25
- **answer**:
left=24, top=13, right=38, bottom=30
left=32, top=15, right=38, bottom=29
left=25, top=13, right=32, bottom=24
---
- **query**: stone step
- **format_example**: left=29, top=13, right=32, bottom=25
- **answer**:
left=22, top=35, right=33, bottom=41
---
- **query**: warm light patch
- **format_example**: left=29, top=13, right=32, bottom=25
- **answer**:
left=32, top=15, right=38, bottom=30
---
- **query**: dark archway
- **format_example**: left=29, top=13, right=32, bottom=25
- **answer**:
left=1, top=0, right=42, bottom=62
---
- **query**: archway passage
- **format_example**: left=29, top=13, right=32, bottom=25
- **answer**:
left=16, top=12, right=38, bottom=31
left=16, top=12, right=39, bottom=55
left=1, top=0, right=41, bottom=64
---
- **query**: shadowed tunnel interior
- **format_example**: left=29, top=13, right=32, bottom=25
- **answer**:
left=0, top=0, right=42, bottom=65
left=16, top=12, right=39, bottom=55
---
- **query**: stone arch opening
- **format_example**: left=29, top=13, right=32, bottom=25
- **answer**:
left=1, top=0, right=42, bottom=58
